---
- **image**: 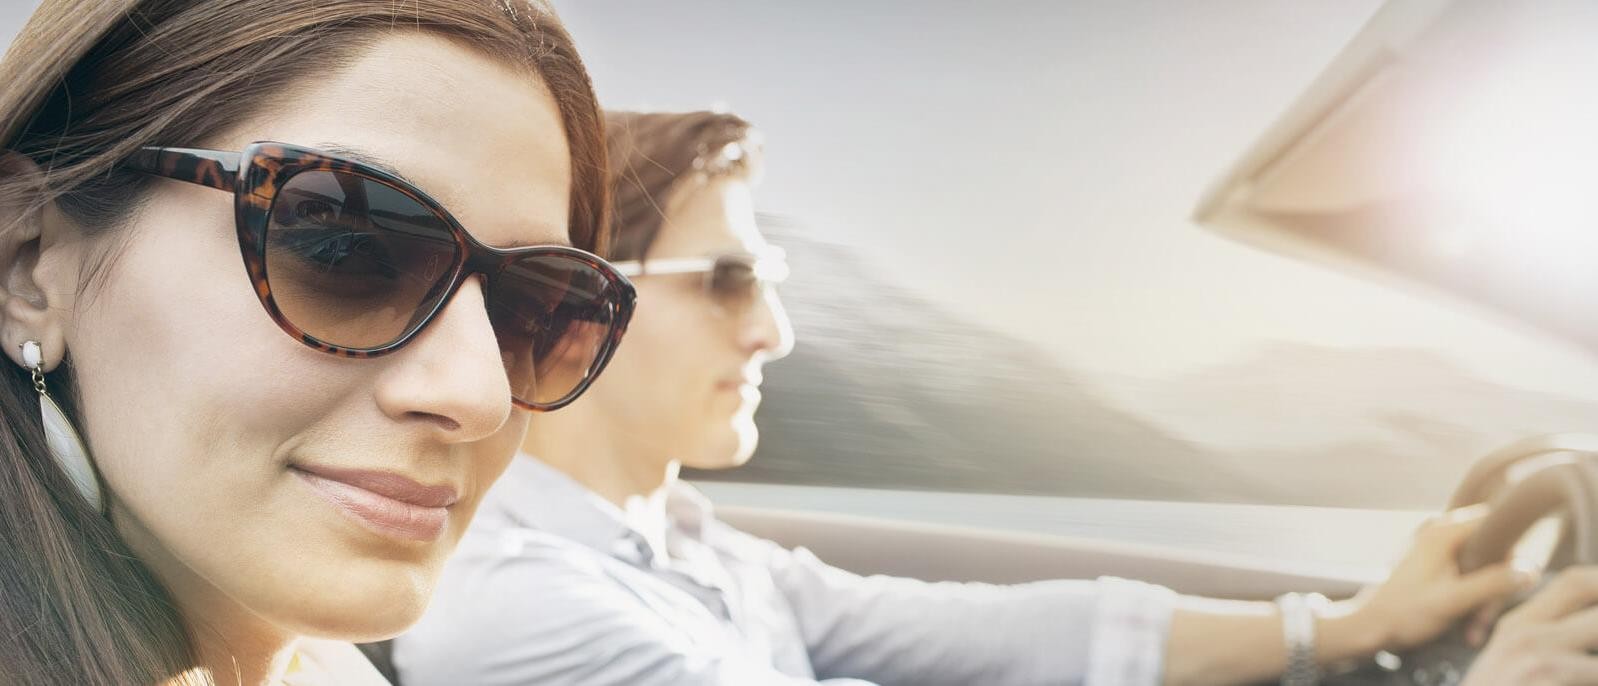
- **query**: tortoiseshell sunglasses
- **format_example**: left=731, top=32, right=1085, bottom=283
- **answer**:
left=123, top=141, right=636, bottom=412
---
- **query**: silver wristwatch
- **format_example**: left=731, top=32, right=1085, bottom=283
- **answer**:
left=1275, top=592, right=1330, bottom=686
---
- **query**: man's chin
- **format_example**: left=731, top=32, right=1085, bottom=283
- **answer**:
left=683, top=422, right=759, bottom=471
left=731, top=417, right=760, bottom=463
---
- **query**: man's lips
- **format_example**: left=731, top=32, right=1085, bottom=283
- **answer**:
left=716, top=373, right=762, bottom=391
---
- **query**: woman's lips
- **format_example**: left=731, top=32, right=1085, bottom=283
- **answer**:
left=290, top=465, right=458, bottom=543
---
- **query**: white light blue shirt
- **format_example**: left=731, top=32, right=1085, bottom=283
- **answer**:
left=393, top=455, right=1176, bottom=685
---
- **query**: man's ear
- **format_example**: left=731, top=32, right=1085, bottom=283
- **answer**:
left=0, top=151, right=82, bottom=373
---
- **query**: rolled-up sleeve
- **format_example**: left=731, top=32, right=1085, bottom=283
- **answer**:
left=1084, top=577, right=1177, bottom=686
left=747, top=531, right=1176, bottom=686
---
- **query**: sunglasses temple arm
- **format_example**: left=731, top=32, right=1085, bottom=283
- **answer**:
left=610, top=258, right=719, bottom=277
left=125, top=147, right=241, bottom=192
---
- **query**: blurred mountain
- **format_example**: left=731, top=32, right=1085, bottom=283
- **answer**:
left=1105, top=342, right=1598, bottom=507
left=688, top=218, right=1270, bottom=503
left=690, top=217, right=1598, bottom=509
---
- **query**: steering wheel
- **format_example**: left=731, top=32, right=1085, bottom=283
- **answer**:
left=1329, top=433, right=1598, bottom=686
left=1451, top=434, right=1598, bottom=572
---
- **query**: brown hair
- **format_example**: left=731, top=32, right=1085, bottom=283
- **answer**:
left=604, top=110, right=760, bottom=261
left=0, top=1, right=606, bottom=683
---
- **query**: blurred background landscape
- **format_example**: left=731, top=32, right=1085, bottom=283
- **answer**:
left=687, top=218, right=1598, bottom=509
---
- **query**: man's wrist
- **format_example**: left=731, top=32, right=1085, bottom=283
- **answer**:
left=1318, top=598, right=1388, bottom=665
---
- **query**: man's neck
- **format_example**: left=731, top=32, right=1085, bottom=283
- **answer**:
left=524, top=411, right=679, bottom=509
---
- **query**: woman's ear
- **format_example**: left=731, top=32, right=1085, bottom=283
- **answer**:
left=0, top=151, right=80, bottom=372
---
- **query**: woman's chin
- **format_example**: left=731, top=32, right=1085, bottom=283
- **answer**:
left=263, top=565, right=435, bottom=642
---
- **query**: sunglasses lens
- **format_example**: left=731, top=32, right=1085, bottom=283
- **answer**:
left=261, top=166, right=624, bottom=409
left=263, top=170, right=460, bottom=350
left=490, top=254, right=621, bottom=408
left=708, top=258, right=763, bottom=313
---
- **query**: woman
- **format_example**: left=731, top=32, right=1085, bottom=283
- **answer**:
left=394, top=111, right=1598, bottom=685
left=0, top=2, right=634, bottom=684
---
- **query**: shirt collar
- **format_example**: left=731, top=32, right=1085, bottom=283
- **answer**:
left=483, top=453, right=716, bottom=565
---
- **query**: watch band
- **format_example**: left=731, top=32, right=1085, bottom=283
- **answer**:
left=1276, top=592, right=1328, bottom=686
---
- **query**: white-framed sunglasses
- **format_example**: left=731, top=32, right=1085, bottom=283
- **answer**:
left=611, top=247, right=788, bottom=315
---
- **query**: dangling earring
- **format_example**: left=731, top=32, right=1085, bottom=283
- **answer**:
left=20, top=341, right=103, bottom=511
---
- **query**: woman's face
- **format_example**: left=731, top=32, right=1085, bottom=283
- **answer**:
left=579, top=177, right=794, bottom=470
left=48, top=33, right=572, bottom=641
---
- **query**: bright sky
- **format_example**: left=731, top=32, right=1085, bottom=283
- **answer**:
left=555, top=0, right=1598, bottom=400
left=7, top=1, right=1598, bottom=399
left=0, top=3, right=34, bottom=48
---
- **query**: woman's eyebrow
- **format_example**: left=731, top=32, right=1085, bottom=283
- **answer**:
left=314, top=142, right=421, bottom=187
left=500, top=237, right=573, bottom=249
left=313, top=142, right=570, bottom=248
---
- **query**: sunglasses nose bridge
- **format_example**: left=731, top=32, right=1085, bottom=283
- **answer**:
left=459, top=247, right=503, bottom=284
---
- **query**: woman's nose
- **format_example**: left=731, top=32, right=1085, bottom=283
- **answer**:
left=372, top=276, right=512, bottom=442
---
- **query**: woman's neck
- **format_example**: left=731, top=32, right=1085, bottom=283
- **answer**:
left=525, top=409, right=678, bottom=508
left=168, top=575, right=299, bottom=685
left=188, top=629, right=298, bottom=685
left=113, top=503, right=298, bottom=685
